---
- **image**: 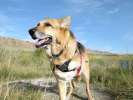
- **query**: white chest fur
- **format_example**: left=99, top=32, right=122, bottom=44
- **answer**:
left=54, top=60, right=81, bottom=81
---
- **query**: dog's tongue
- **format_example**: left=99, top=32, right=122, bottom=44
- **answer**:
left=35, top=39, right=45, bottom=48
left=34, top=37, right=52, bottom=48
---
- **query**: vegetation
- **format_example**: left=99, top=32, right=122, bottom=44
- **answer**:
left=0, top=88, right=43, bottom=100
left=0, top=46, right=133, bottom=100
left=0, top=48, right=51, bottom=84
left=90, top=54, right=133, bottom=100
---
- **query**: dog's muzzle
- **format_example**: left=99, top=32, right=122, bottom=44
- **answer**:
left=29, top=28, right=52, bottom=48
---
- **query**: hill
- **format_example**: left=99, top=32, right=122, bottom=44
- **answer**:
left=0, top=36, right=115, bottom=55
left=0, top=36, right=34, bottom=49
left=88, top=49, right=115, bottom=55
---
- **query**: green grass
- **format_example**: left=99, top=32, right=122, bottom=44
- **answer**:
left=0, top=47, right=133, bottom=100
left=0, top=87, right=43, bottom=100
left=0, top=48, right=52, bottom=84
left=90, top=54, right=133, bottom=99
left=0, top=47, right=52, bottom=100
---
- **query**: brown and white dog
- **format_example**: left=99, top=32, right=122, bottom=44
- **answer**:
left=28, top=16, right=93, bottom=100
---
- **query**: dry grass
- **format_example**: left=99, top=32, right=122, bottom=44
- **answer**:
left=0, top=47, right=133, bottom=100
left=90, top=54, right=133, bottom=99
left=0, top=36, right=34, bottom=49
left=0, top=48, right=52, bottom=84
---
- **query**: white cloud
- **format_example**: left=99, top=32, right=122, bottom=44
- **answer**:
left=64, top=0, right=104, bottom=14
left=68, top=0, right=89, bottom=4
left=64, top=0, right=119, bottom=13
left=64, top=0, right=117, bottom=14
left=107, top=8, right=120, bottom=14
left=67, top=0, right=102, bottom=6
left=103, top=0, right=115, bottom=4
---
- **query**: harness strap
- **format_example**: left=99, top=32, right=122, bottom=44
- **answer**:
left=54, top=44, right=83, bottom=76
left=76, top=54, right=82, bottom=77
left=55, top=54, right=83, bottom=77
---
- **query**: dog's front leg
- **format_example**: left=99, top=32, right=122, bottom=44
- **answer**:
left=66, top=81, right=75, bottom=100
left=58, top=80, right=67, bottom=100
left=82, top=63, right=94, bottom=100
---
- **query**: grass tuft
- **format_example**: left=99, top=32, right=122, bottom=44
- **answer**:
left=0, top=47, right=133, bottom=99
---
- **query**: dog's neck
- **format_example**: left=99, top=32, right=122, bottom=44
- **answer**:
left=45, top=30, right=77, bottom=65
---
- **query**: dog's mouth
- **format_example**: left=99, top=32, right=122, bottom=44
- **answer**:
left=35, top=36, right=52, bottom=48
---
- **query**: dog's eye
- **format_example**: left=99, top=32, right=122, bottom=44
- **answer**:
left=45, top=23, right=52, bottom=27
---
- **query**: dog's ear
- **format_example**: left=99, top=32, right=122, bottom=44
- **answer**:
left=61, top=16, right=71, bottom=29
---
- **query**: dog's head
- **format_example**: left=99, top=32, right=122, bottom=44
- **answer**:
left=28, top=16, right=71, bottom=48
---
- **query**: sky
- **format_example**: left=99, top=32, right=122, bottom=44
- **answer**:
left=0, top=0, right=133, bottom=54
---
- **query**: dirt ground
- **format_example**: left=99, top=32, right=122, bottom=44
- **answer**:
left=1, top=78, right=114, bottom=100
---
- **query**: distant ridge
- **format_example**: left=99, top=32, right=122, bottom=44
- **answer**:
left=0, top=36, right=34, bottom=49
left=0, top=36, right=116, bottom=55
left=88, top=49, right=117, bottom=55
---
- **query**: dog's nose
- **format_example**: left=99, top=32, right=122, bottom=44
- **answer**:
left=29, top=28, right=36, bottom=35
left=29, top=28, right=37, bottom=39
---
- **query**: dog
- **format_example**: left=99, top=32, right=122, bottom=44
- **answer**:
left=29, top=16, right=93, bottom=100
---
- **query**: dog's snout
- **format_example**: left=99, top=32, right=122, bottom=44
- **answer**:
left=29, top=28, right=36, bottom=34
left=29, top=28, right=37, bottom=39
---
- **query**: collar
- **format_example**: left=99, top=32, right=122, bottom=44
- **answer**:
left=52, top=49, right=64, bottom=58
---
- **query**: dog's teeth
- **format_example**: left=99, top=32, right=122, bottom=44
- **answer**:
left=36, top=39, right=45, bottom=45
left=33, top=39, right=38, bottom=43
left=41, top=40, right=45, bottom=43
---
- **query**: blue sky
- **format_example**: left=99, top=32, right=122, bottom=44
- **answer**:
left=0, top=0, right=133, bottom=53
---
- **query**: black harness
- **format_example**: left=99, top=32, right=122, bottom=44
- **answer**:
left=55, top=59, right=76, bottom=72
left=52, top=49, right=77, bottom=72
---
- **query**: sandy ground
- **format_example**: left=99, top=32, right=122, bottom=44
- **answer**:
left=1, top=78, right=114, bottom=100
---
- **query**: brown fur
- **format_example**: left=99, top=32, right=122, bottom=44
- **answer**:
left=29, top=16, right=94, bottom=100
